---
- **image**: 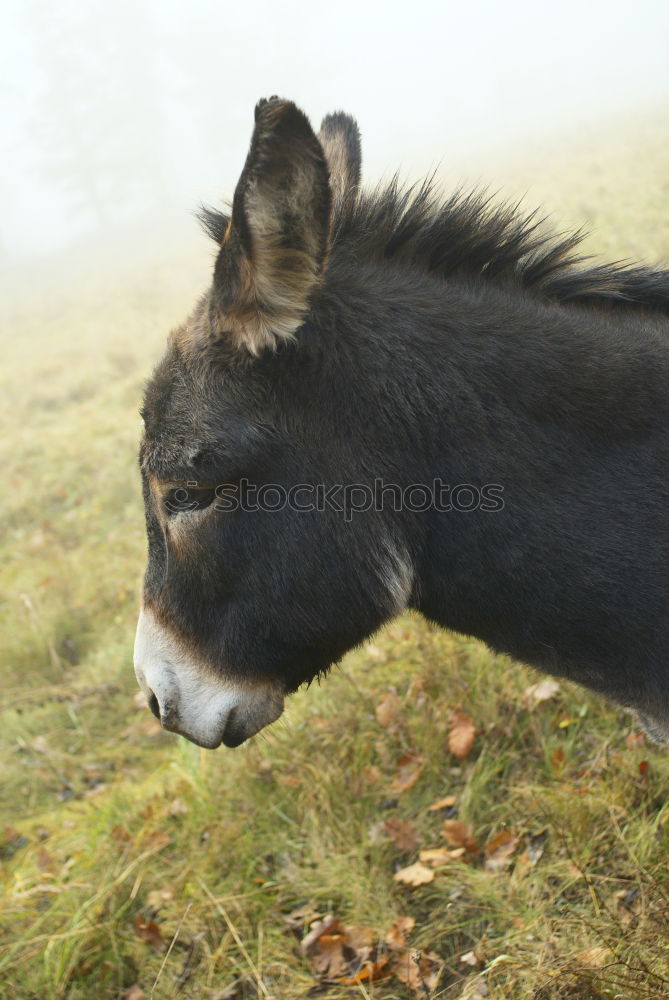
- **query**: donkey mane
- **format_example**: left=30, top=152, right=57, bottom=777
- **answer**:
left=199, top=175, right=669, bottom=316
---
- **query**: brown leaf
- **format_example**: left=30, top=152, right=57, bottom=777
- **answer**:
left=484, top=830, right=519, bottom=872
left=344, top=924, right=374, bottom=957
left=522, top=678, right=560, bottom=708
left=391, top=751, right=424, bottom=794
left=625, top=731, right=646, bottom=749
left=384, top=818, right=420, bottom=852
left=427, top=795, right=457, bottom=812
left=376, top=690, right=401, bottom=728
left=336, top=955, right=390, bottom=985
left=312, top=932, right=348, bottom=977
left=301, top=915, right=340, bottom=955
left=419, top=848, right=452, bottom=867
left=552, top=746, right=566, bottom=772
left=394, top=949, right=442, bottom=992
left=385, top=916, right=416, bottom=951
left=394, top=862, right=435, bottom=886
left=442, top=820, right=479, bottom=856
left=133, top=913, right=167, bottom=952
left=448, top=712, right=476, bottom=760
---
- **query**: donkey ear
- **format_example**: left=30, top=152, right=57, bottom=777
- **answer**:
left=318, top=111, right=362, bottom=208
left=212, top=97, right=331, bottom=355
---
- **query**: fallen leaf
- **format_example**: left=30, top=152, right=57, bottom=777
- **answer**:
left=394, top=949, right=442, bottom=992
left=345, top=924, right=373, bottom=957
left=442, top=820, right=479, bottom=856
left=312, top=932, right=348, bottom=977
left=301, top=915, right=340, bottom=955
left=376, top=690, right=401, bottom=728
left=419, top=848, right=452, bottom=867
left=391, top=751, right=424, bottom=794
left=427, top=795, right=457, bottom=812
left=394, top=862, right=435, bottom=886
left=460, top=950, right=479, bottom=967
left=336, top=955, right=390, bottom=985
left=625, top=731, right=645, bottom=749
left=133, top=913, right=167, bottom=952
left=552, top=746, right=566, bottom=772
left=303, top=918, right=380, bottom=984
left=448, top=712, right=476, bottom=760
left=385, top=916, right=416, bottom=951
left=384, top=818, right=420, bottom=852
left=522, top=678, right=560, bottom=708
left=484, top=830, right=519, bottom=872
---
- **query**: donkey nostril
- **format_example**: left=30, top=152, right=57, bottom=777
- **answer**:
left=147, top=690, right=161, bottom=720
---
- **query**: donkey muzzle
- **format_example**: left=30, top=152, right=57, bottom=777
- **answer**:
left=133, top=606, right=285, bottom=748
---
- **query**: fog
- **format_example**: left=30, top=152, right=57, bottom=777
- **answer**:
left=2, top=0, right=669, bottom=265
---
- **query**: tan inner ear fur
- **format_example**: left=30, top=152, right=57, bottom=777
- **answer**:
left=220, top=179, right=328, bottom=355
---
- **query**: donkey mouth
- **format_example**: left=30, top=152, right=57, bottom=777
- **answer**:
left=175, top=705, right=277, bottom=749
left=220, top=708, right=247, bottom=748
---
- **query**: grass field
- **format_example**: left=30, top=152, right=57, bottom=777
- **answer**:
left=2, top=109, right=669, bottom=1000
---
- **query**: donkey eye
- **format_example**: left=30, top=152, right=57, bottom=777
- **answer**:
left=164, top=484, right=217, bottom=515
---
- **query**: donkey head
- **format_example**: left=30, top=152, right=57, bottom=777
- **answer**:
left=135, top=99, right=412, bottom=748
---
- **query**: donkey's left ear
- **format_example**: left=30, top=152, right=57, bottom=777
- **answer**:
left=318, top=111, right=362, bottom=208
left=212, top=97, right=331, bottom=355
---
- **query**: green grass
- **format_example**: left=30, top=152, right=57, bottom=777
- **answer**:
left=2, top=110, right=669, bottom=1000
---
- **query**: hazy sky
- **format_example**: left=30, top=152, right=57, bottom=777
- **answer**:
left=2, top=0, right=669, bottom=260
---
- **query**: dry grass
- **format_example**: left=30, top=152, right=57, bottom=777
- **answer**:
left=1, top=109, right=669, bottom=1000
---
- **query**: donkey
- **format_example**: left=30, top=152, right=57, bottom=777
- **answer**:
left=135, top=96, right=669, bottom=749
